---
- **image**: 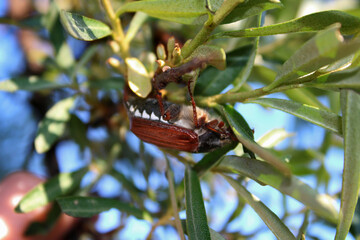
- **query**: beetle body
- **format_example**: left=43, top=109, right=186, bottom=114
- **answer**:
left=125, top=98, right=235, bottom=153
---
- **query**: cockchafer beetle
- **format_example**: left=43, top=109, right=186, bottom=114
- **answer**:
left=124, top=57, right=238, bottom=152
left=124, top=96, right=236, bottom=153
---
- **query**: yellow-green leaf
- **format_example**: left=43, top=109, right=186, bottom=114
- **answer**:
left=126, top=57, right=152, bottom=98
left=35, top=97, right=76, bottom=153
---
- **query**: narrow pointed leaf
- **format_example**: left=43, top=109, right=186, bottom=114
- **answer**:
left=265, top=25, right=360, bottom=91
left=217, top=156, right=339, bottom=223
left=247, top=98, right=342, bottom=135
left=306, top=66, right=360, bottom=91
left=335, top=90, right=360, bottom=239
left=60, top=10, right=112, bottom=41
left=57, top=196, right=151, bottom=220
left=125, top=12, right=148, bottom=43
left=194, top=142, right=237, bottom=176
left=214, top=10, right=360, bottom=38
left=116, top=0, right=208, bottom=25
left=35, top=97, right=76, bottom=153
left=15, top=168, right=88, bottom=213
left=222, top=0, right=283, bottom=24
left=224, top=176, right=296, bottom=240
left=185, top=165, right=211, bottom=240
left=0, top=76, right=63, bottom=92
left=181, top=219, right=226, bottom=240
left=220, top=105, right=292, bottom=176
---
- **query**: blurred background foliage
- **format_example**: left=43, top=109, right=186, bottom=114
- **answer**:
left=0, top=0, right=360, bottom=239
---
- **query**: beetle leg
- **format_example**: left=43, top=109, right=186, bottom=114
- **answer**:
left=187, top=79, right=199, bottom=128
left=155, top=90, right=165, bottom=117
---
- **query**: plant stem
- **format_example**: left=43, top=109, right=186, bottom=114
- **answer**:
left=165, top=155, right=185, bottom=240
left=102, top=0, right=129, bottom=59
left=181, top=0, right=243, bottom=59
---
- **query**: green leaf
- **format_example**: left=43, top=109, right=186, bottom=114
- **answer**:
left=217, top=156, right=339, bottom=223
left=194, top=142, right=237, bottom=176
left=222, top=0, right=283, bottom=24
left=186, top=45, right=226, bottom=70
left=42, top=2, right=67, bottom=54
left=87, top=77, right=124, bottom=91
left=181, top=219, right=226, bottom=240
left=185, top=165, right=211, bottom=240
left=25, top=204, right=62, bottom=236
left=249, top=65, right=327, bottom=108
left=0, top=76, right=64, bottom=92
left=35, top=97, right=76, bottom=153
left=335, top=90, right=360, bottom=239
left=214, top=10, right=360, bottom=38
left=15, top=168, right=88, bottom=213
left=57, top=196, right=151, bottom=220
left=126, top=57, right=152, bottom=98
left=125, top=12, right=148, bottom=43
left=306, top=66, right=360, bottom=91
left=195, top=45, right=253, bottom=96
left=231, top=15, right=261, bottom=91
left=224, top=176, right=296, bottom=240
left=247, top=98, right=342, bottom=135
left=69, top=114, right=89, bottom=151
left=218, top=105, right=254, bottom=141
left=116, top=0, right=208, bottom=25
left=265, top=25, right=360, bottom=91
left=60, top=10, right=112, bottom=41
left=219, top=105, right=292, bottom=175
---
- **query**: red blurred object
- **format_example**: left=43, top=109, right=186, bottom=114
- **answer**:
left=0, top=172, right=77, bottom=240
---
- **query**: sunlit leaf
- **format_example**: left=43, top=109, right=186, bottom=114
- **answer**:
left=224, top=176, right=296, bottom=240
left=247, top=98, right=342, bottom=135
left=335, top=90, right=360, bottom=239
left=185, top=165, right=211, bottom=240
left=0, top=76, right=64, bottom=92
left=126, top=57, right=152, bottom=98
left=257, top=128, right=293, bottom=148
left=15, top=168, right=88, bottom=213
left=217, top=156, right=339, bottom=223
left=116, top=0, right=208, bottom=25
left=265, top=25, right=360, bottom=91
left=35, top=97, right=76, bottom=153
left=60, top=10, right=112, bottom=41
left=214, top=10, right=360, bottom=38
left=57, top=196, right=151, bottom=220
